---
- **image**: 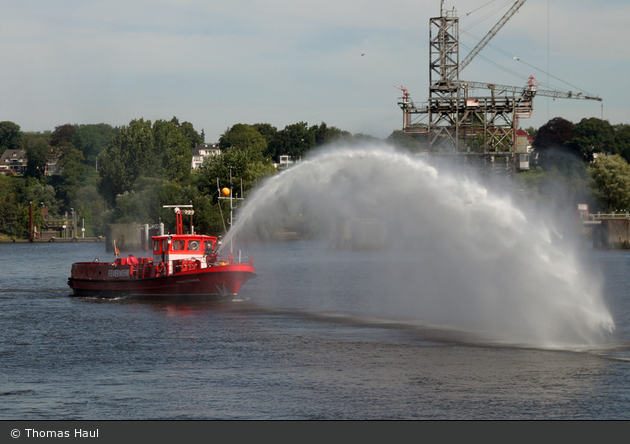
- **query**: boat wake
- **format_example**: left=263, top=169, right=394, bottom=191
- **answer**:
left=228, top=143, right=615, bottom=350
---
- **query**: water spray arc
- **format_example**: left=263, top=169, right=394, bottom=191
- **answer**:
left=229, top=144, right=614, bottom=349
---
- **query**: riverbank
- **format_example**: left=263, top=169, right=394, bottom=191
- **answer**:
left=0, top=237, right=106, bottom=243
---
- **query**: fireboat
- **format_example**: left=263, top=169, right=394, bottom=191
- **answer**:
left=67, top=204, right=256, bottom=300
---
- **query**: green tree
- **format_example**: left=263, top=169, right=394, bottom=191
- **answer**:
left=269, top=122, right=315, bottom=161
left=57, top=147, right=96, bottom=208
left=73, top=184, right=109, bottom=236
left=98, top=119, right=194, bottom=207
left=12, top=203, right=32, bottom=238
left=153, top=119, right=192, bottom=184
left=72, top=123, right=117, bottom=169
left=252, top=123, right=278, bottom=146
left=533, top=117, right=574, bottom=151
left=113, top=177, right=167, bottom=224
left=22, top=131, right=51, bottom=148
left=0, top=121, right=23, bottom=152
left=196, top=147, right=276, bottom=234
left=170, top=117, right=204, bottom=149
left=23, top=136, right=51, bottom=179
left=50, top=124, right=77, bottom=147
left=516, top=152, right=594, bottom=216
left=110, top=177, right=224, bottom=235
left=311, top=122, right=353, bottom=146
left=615, top=124, right=630, bottom=163
left=219, top=124, right=268, bottom=155
left=98, top=119, right=156, bottom=205
left=569, top=117, right=615, bottom=162
left=387, top=130, right=425, bottom=153
left=589, top=154, right=630, bottom=211
left=0, top=176, right=51, bottom=238
left=0, top=175, right=19, bottom=236
left=49, top=124, right=79, bottom=164
left=23, top=180, right=60, bottom=217
left=197, top=147, right=276, bottom=202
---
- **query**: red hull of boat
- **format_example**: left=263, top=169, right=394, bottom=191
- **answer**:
left=68, top=264, right=256, bottom=300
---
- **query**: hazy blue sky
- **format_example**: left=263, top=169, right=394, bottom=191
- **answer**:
left=1, top=0, right=627, bottom=141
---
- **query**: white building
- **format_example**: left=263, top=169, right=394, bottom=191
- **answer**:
left=0, top=149, right=27, bottom=175
left=191, top=143, right=220, bottom=170
left=515, top=129, right=534, bottom=172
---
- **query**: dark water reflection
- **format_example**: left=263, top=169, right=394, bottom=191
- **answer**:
left=1, top=242, right=629, bottom=419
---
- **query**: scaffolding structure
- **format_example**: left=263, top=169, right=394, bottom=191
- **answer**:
left=397, top=1, right=602, bottom=174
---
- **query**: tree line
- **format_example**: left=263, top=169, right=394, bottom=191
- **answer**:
left=517, top=117, right=630, bottom=215
left=2, top=115, right=630, bottom=239
left=0, top=118, right=376, bottom=239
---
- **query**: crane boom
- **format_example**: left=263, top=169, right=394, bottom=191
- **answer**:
left=458, top=0, right=527, bottom=74
left=396, top=1, right=602, bottom=166
left=458, top=79, right=603, bottom=101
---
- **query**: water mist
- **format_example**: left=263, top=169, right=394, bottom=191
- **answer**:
left=223, top=143, right=615, bottom=349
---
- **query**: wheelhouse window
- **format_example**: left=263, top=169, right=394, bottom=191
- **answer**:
left=153, top=239, right=161, bottom=254
left=188, top=240, right=200, bottom=251
left=171, top=239, right=185, bottom=251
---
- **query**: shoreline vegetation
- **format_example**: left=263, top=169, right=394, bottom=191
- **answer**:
left=2, top=117, right=630, bottom=244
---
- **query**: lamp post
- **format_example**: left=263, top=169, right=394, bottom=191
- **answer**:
left=71, top=208, right=75, bottom=238
left=29, top=201, right=33, bottom=242
left=189, top=200, right=194, bottom=234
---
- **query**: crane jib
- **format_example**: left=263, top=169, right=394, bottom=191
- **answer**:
left=457, top=0, right=528, bottom=75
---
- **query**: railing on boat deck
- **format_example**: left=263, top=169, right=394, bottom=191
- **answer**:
left=215, top=253, right=254, bottom=266
left=115, top=256, right=155, bottom=279
left=112, top=252, right=253, bottom=279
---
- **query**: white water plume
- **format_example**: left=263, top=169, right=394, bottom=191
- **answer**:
left=224, top=143, right=615, bottom=349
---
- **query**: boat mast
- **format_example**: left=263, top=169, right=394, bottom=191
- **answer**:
left=217, top=167, right=244, bottom=256
left=163, top=204, right=194, bottom=235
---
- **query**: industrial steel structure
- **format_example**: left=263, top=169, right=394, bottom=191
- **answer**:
left=396, top=0, right=602, bottom=174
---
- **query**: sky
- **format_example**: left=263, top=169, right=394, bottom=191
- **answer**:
left=1, top=0, right=628, bottom=142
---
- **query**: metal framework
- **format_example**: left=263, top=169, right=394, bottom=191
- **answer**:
left=396, top=0, right=602, bottom=174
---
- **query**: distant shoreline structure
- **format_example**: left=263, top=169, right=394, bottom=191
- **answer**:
left=0, top=237, right=106, bottom=244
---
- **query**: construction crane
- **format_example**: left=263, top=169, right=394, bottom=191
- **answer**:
left=458, top=0, right=527, bottom=75
left=458, top=78, right=603, bottom=102
left=397, top=1, right=602, bottom=176
left=394, top=85, right=414, bottom=128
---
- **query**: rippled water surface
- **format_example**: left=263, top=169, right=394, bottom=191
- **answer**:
left=1, top=241, right=630, bottom=419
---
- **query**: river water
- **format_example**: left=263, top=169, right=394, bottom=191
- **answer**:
left=1, top=240, right=630, bottom=420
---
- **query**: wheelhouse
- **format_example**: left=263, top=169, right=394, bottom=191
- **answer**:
left=152, top=234, right=218, bottom=272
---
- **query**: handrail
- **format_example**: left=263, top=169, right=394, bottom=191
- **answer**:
left=216, top=255, right=254, bottom=266
left=590, top=212, right=630, bottom=219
